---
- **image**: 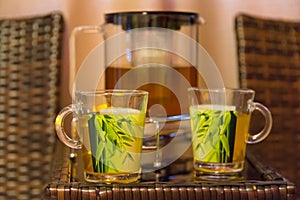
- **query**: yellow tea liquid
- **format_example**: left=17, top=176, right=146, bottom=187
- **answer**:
left=189, top=105, right=250, bottom=174
left=77, top=108, right=145, bottom=183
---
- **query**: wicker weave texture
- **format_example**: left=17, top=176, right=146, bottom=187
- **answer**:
left=0, top=13, right=63, bottom=199
left=44, top=142, right=296, bottom=200
left=46, top=183, right=295, bottom=200
left=235, top=14, right=300, bottom=194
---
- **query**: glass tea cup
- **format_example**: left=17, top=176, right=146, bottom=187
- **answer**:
left=188, top=88, right=272, bottom=180
left=55, top=90, right=148, bottom=183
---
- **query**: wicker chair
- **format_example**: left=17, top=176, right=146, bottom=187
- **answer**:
left=235, top=13, right=300, bottom=194
left=0, top=13, right=63, bottom=199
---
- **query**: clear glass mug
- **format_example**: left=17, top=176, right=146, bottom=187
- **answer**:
left=55, top=90, right=148, bottom=183
left=188, top=88, right=272, bottom=180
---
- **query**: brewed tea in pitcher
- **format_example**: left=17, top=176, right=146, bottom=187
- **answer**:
left=103, top=12, right=200, bottom=117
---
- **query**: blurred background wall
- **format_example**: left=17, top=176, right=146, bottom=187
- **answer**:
left=0, top=0, right=299, bottom=107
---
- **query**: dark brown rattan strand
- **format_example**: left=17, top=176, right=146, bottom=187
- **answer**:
left=0, top=12, right=63, bottom=199
left=235, top=14, right=300, bottom=196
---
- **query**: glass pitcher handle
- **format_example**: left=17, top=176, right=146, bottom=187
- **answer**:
left=69, top=25, right=103, bottom=93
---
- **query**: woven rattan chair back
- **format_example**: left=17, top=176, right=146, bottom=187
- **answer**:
left=235, top=14, right=300, bottom=191
left=0, top=13, right=63, bottom=199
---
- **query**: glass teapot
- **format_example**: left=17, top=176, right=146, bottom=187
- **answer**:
left=70, top=11, right=204, bottom=118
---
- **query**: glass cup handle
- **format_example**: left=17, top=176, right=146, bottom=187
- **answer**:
left=69, top=25, right=103, bottom=93
left=55, top=105, right=82, bottom=149
left=247, top=102, right=273, bottom=144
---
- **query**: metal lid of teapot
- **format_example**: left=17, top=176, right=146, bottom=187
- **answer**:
left=105, top=11, right=200, bottom=30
